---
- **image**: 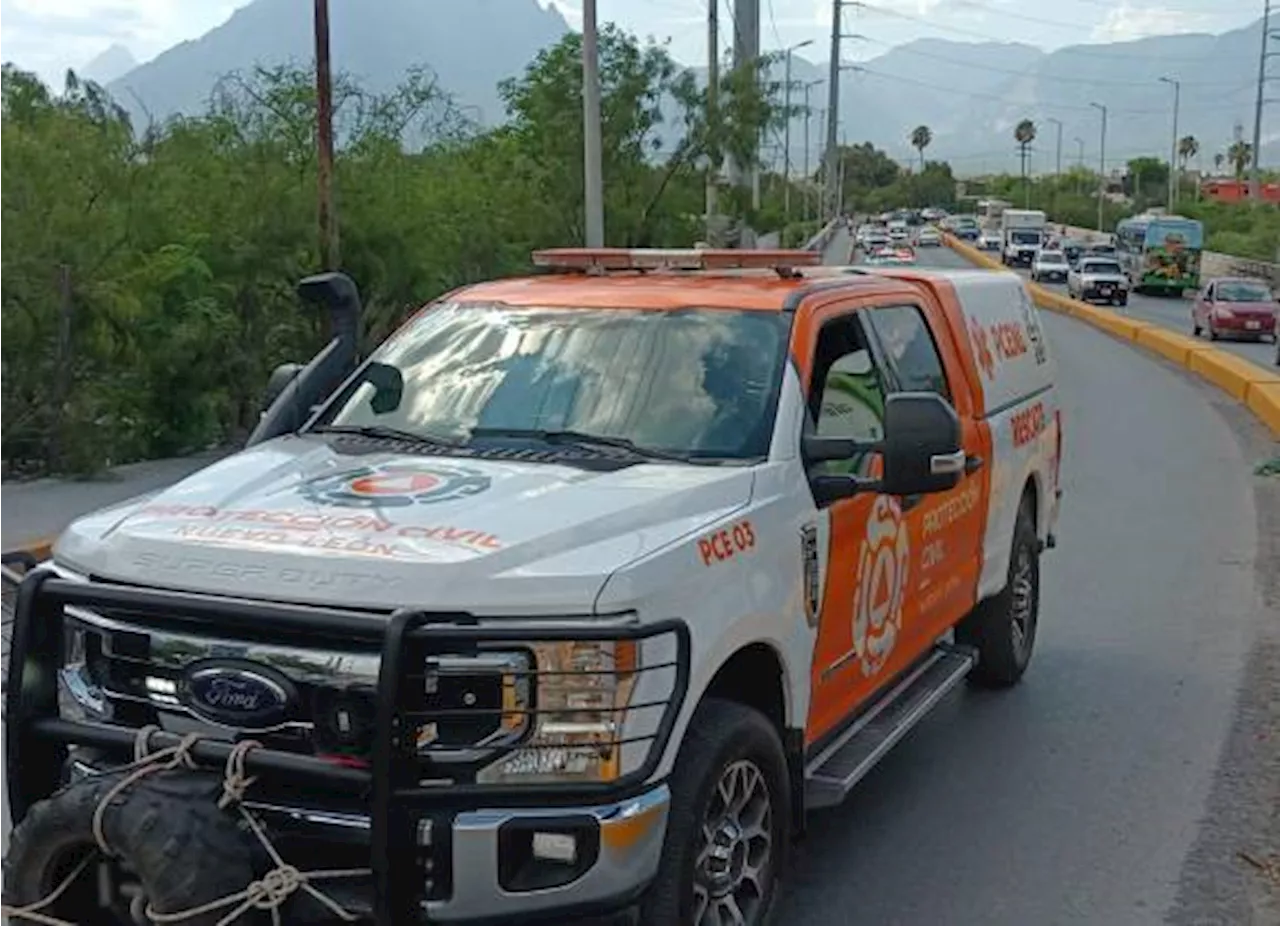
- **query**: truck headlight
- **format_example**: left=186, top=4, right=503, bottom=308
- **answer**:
left=476, top=635, right=678, bottom=785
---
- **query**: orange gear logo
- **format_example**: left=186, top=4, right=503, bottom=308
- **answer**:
left=968, top=315, right=995, bottom=381
left=852, top=496, right=911, bottom=677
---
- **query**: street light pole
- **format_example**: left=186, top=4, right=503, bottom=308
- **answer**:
left=1047, top=117, right=1063, bottom=178
left=1074, top=136, right=1085, bottom=194
left=782, top=39, right=814, bottom=224
left=1160, top=76, right=1180, bottom=208
left=802, top=79, right=824, bottom=224
left=1090, top=102, right=1108, bottom=233
left=582, top=0, right=604, bottom=247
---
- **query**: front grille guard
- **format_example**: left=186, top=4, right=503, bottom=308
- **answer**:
left=4, top=569, right=692, bottom=924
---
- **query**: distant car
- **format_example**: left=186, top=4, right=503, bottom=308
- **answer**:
left=888, top=224, right=910, bottom=242
left=865, top=245, right=916, bottom=265
left=1062, top=239, right=1086, bottom=267
left=1067, top=257, right=1129, bottom=306
left=862, top=231, right=891, bottom=251
left=1083, top=243, right=1117, bottom=259
left=916, top=226, right=942, bottom=247
left=1030, top=249, right=1069, bottom=284
left=977, top=231, right=1002, bottom=252
left=1192, top=277, right=1279, bottom=342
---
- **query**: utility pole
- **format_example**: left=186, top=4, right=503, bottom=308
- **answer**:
left=1160, top=76, right=1180, bottom=208
left=582, top=0, right=604, bottom=247
left=706, top=0, right=719, bottom=234
left=314, top=0, right=338, bottom=272
left=782, top=39, right=814, bottom=224
left=726, top=0, right=760, bottom=222
left=1252, top=0, right=1272, bottom=199
left=1091, top=102, right=1108, bottom=232
left=823, top=0, right=844, bottom=220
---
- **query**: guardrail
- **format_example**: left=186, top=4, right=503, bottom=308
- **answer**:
left=943, top=232, right=1280, bottom=438
left=805, top=218, right=841, bottom=253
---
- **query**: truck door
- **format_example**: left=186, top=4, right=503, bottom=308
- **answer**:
left=862, top=301, right=988, bottom=649
left=801, top=302, right=895, bottom=742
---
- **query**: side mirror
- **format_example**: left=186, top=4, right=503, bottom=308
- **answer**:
left=261, top=363, right=303, bottom=413
left=880, top=392, right=964, bottom=497
left=365, top=362, right=404, bottom=415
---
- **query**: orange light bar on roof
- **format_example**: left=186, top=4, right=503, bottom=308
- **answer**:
left=531, top=247, right=823, bottom=272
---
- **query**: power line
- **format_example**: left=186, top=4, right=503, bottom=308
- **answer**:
left=852, top=66, right=1251, bottom=115
left=850, top=1, right=1226, bottom=62
left=851, top=34, right=1256, bottom=88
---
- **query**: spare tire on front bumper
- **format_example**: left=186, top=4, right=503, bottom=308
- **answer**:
left=3, top=768, right=258, bottom=925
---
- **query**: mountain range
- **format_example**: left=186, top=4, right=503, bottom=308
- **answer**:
left=49, top=1, right=1278, bottom=176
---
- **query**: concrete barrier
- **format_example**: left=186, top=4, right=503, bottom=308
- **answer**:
left=943, top=232, right=1280, bottom=439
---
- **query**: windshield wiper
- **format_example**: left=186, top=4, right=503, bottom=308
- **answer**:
left=467, top=427, right=694, bottom=463
left=310, top=423, right=464, bottom=447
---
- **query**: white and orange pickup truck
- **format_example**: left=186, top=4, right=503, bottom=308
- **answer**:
left=4, top=248, right=1061, bottom=926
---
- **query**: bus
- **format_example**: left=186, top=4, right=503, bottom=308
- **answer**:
left=1114, top=212, right=1205, bottom=296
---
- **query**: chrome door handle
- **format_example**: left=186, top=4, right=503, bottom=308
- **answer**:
left=930, top=449, right=966, bottom=476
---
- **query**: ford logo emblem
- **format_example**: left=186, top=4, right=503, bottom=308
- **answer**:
left=181, top=660, right=296, bottom=730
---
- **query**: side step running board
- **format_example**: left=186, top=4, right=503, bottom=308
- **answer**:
left=805, top=644, right=976, bottom=809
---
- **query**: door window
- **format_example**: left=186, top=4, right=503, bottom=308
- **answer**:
left=807, top=315, right=887, bottom=482
left=865, top=305, right=951, bottom=399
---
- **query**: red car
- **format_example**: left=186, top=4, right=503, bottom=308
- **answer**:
left=1192, top=276, right=1279, bottom=341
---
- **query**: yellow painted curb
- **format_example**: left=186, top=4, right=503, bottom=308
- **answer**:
left=1187, top=350, right=1280, bottom=402
left=4, top=537, right=54, bottom=565
left=1246, top=382, right=1280, bottom=434
left=1133, top=327, right=1214, bottom=367
left=943, top=236, right=1280, bottom=439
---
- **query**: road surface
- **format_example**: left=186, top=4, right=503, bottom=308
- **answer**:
left=776, top=243, right=1278, bottom=924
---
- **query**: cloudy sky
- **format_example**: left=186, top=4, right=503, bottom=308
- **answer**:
left=0, top=0, right=1266, bottom=87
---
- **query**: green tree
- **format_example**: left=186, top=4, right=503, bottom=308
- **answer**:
left=1227, top=140, right=1253, bottom=179
left=910, top=125, right=931, bottom=171
left=1177, top=135, right=1199, bottom=169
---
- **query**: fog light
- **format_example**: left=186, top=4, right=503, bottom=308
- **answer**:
left=532, top=831, right=577, bottom=865
left=498, top=818, right=599, bottom=892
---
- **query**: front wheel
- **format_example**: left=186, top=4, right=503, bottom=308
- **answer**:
left=640, top=699, right=790, bottom=926
left=955, top=498, right=1040, bottom=688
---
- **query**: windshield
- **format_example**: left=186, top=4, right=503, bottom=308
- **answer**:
left=1216, top=281, right=1273, bottom=302
left=1039, top=252, right=1066, bottom=264
left=312, top=303, right=789, bottom=461
left=1011, top=231, right=1040, bottom=244
left=1146, top=221, right=1203, bottom=251
left=1082, top=261, right=1123, bottom=275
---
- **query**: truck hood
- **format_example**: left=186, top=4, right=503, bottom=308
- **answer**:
left=54, top=435, right=755, bottom=614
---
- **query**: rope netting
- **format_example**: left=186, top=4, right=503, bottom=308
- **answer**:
left=1, top=728, right=372, bottom=926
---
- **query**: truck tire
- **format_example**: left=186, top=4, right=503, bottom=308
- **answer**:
left=3, top=769, right=258, bottom=926
left=640, top=699, right=790, bottom=926
left=955, top=497, right=1039, bottom=688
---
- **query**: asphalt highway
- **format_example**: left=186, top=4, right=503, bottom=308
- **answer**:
left=774, top=242, right=1278, bottom=924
